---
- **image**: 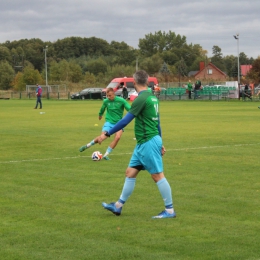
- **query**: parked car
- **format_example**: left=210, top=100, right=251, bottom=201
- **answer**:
left=70, top=88, right=103, bottom=100
left=113, top=88, right=135, bottom=99
left=102, top=76, right=159, bottom=99
left=127, top=89, right=136, bottom=99
left=129, top=90, right=138, bottom=101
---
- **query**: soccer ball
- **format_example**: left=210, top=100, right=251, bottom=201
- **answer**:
left=91, top=151, right=103, bottom=161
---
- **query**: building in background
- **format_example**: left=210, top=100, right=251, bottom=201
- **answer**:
left=194, top=62, right=227, bottom=81
left=240, top=65, right=252, bottom=77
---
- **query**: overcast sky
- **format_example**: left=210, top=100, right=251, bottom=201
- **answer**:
left=0, top=0, right=259, bottom=58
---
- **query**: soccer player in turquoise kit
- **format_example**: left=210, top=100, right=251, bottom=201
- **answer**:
left=98, top=70, right=175, bottom=219
left=79, top=88, right=131, bottom=160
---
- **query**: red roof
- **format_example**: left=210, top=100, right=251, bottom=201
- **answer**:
left=240, top=65, right=252, bottom=76
left=194, top=62, right=226, bottom=77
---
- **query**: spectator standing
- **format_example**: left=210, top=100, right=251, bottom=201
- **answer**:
left=194, top=79, right=201, bottom=99
left=122, top=85, right=128, bottom=100
left=34, top=84, right=42, bottom=109
left=187, top=80, right=192, bottom=99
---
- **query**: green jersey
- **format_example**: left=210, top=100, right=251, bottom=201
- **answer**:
left=187, top=82, right=192, bottom=91
left=99, top=96, right=131, bottom=124
left=129, top=90, right=159, bottom=144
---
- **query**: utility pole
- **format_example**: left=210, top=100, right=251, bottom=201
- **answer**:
left=43, top=46, right=48, bottom=86
left=233, top=34, right=240, bottom=84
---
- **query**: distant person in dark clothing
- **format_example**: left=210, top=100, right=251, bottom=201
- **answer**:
left=244, top=84, right=252, bottom=100
left=34, top=84, right=42, bottom=109
left=194, top=79, right=201, bottom=99
left=122, top=85, right=128, bottom=100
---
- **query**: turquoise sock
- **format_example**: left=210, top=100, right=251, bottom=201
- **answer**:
left=119, top=177, right=136, bottom=202
left=104, top=146, right=113, bottom=157
left=156, top=178, right=173, bottom=208
left=87, top=140, right=95, bottom=148
left=106, top=146, right=113, bottom=153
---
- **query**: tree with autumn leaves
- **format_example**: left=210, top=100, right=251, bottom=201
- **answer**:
left=247, top=57, right=260, bottom=84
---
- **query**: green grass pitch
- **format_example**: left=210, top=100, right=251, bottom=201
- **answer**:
left=0, top=99, right=259, bottom=260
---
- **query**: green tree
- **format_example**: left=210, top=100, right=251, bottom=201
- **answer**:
left=110, top=41, right=137, bottom=66
left=86, top=58, right=107, bottom=75
left=138, top=30, right=187, bottom=57
left=239, top=52, right=252, bottom=65
left=106, top=64, right=135, bottom=79
left=140, top=54, right=163, bottom=75
left=58, top=59, right=70, bottom=82
left=223, top=55, right=237, bottom=77
left=176, top=58, right=188, bottom=77
left=160, top=62, right=171, bottom=74
left=12, top=72, right=25, bottom=91
left=95, top=72, right=106, bottom=86
left=84, top=71, right=96, bottom=85
left=22, top=38, right=46, bottom=71
left=159, top=62, right=171, bottom=82
left=84, top=37, right=112, bottom=56
left=22, top=66, right=43, bottom=87
left=54, top=37, right=83, bottom=59
left=49, top=60, right=60, bottom=81
left=49, top=59, right=71, bottom=82
left=160, top=51, right=179, bottom=66
left=0, top=46, right=12, bottom=62
left=68, top=61, right=83, bottom=83
left=0, top=61, right=15, bottom=89
left=211, top=45, right=226, bottom=72
left=247, top=57, right=260, bottom=83
left=189, top=56, right=204, bottom=71
left=11, top=66, right=42, bottom=91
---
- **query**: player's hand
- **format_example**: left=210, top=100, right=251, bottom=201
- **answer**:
left=97, top=133, right=107, bottom=144
left=161, top=146, right=166, bottom=156
left=99, top=116, right=102, bottom=120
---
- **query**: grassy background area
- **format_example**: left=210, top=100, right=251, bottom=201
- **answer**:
left=0, top=99, right=259, bottom=260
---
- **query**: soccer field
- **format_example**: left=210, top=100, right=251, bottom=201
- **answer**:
left=0, top=99, right=259, bottom=260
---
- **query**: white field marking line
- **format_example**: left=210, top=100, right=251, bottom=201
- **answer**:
left=0, top=143, right=259, bottom=164
left=167, top=142, right=260, bottom=152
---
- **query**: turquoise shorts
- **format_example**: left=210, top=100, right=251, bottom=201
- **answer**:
left=102, top=122, right=115, bottom=132
left=102, top=122, right=124, bottom=133
left=129, top=135, right=163, bottom=174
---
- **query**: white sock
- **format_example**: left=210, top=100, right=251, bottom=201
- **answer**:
left=103, top=146, right=113, bottom=157
left=86, top=140, right=95, bottom=148
left=115, top=201, right=123, bottom=208
left=165, top=208, right=174, bottom=214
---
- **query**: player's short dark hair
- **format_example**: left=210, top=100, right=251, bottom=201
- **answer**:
left=106, top=88, right=115, bottom=94
left=133, top=70, right=149, bottom=86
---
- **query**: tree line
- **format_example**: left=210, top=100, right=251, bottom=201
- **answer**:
left=0, top=30, right=259, bottom=90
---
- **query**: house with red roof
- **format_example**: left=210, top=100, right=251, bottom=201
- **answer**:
left=240, top=65, right=252, bottom=76
left=194, top=61, right=227, bottom=81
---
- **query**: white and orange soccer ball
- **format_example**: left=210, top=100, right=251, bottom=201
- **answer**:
left=91, top=151, right=103, bottom=161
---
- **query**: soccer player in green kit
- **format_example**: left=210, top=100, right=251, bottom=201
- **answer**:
left=79, top=88, right=131, bottom=160
left=98, top=70, right=176, bottom=219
